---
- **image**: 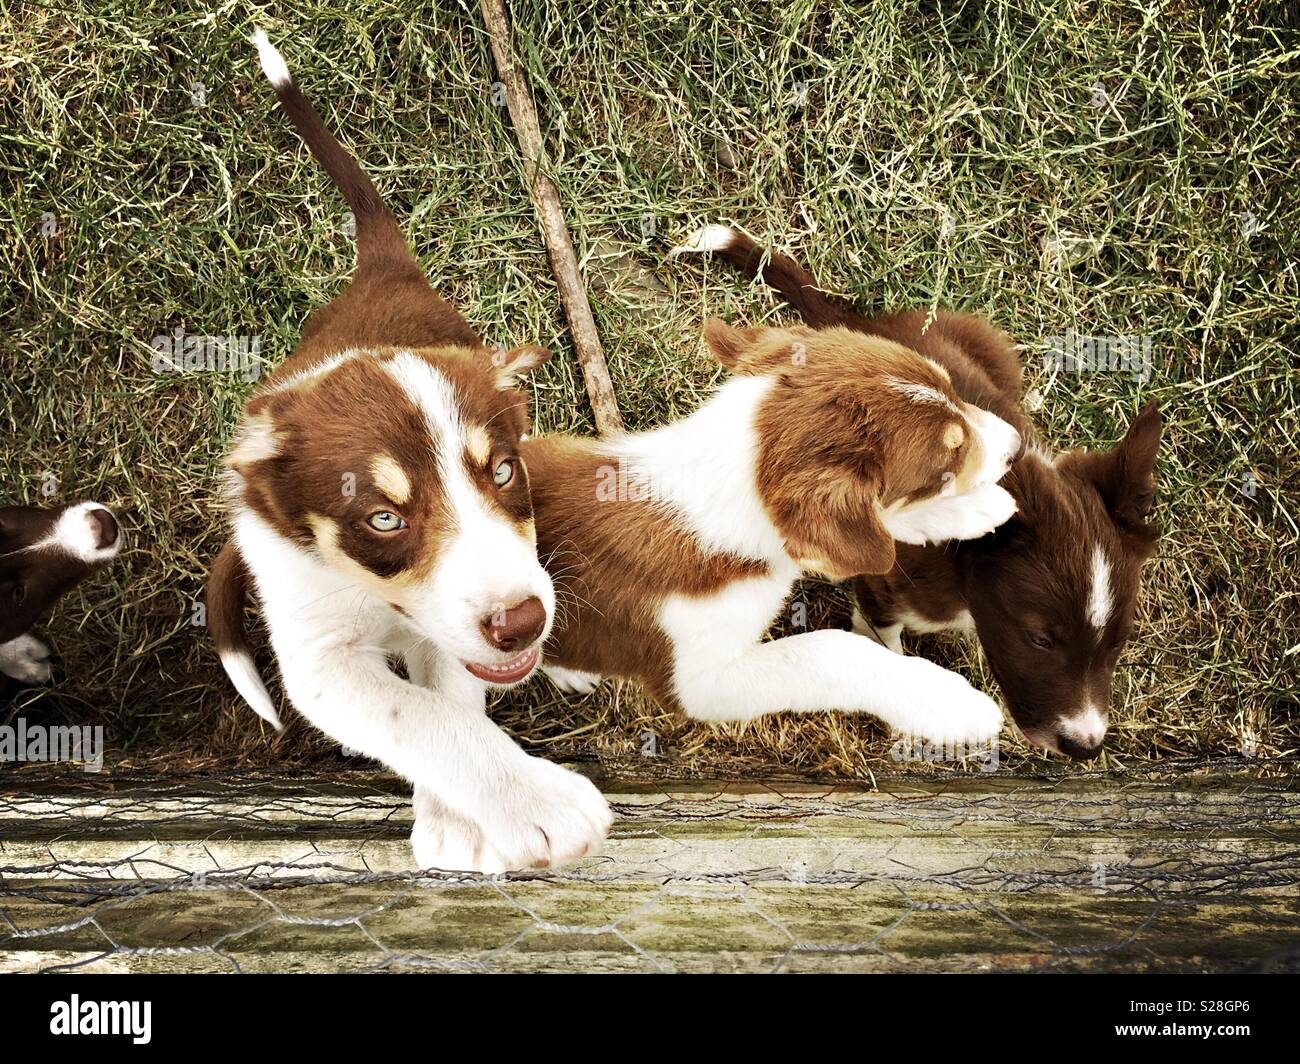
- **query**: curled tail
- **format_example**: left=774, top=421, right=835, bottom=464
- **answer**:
left=670, top=224, right=854, bottom=328
left=208, top=541, right=283, bottom=730
left=251, top=29, right=409, bottom=273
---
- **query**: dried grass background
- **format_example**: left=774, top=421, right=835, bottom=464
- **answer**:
left=1, top=0, right=1297, bottom=777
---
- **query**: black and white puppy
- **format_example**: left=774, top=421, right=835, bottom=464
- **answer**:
left=0, top=502, right=121, bottom=683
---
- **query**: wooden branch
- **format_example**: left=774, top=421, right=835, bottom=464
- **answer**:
left=480, top=0, right=624, bottom=435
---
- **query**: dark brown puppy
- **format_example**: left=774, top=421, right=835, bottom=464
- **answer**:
left=0, top=502, right=121, bottom=683
left=675, top=225, right=1161, bottom=760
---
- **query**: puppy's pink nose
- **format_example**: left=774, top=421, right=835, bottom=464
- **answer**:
left=88, top=508, right=118, bottom=549
left=481, top=596, right=547, bottom=652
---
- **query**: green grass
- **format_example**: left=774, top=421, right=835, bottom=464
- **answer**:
left=1, top=0, right=1296, bottom=776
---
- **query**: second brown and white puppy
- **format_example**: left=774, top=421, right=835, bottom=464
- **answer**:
left=207, top=31, right=611, bottom=874
left=527, top=318, right=1023, bottom=741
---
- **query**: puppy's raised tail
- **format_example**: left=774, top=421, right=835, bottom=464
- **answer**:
left=208, top=541, right=284, bottom=731
left=251, top=28, right=408, bottom=273
left=670, top=224, right=853, bottom=328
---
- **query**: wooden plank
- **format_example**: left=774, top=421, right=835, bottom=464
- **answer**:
left=2, top=882, right=1297, bottom=973
left=2, top=774, right=1298, bottom=972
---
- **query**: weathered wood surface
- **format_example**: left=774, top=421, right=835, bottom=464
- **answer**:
left=2, top=770, right=1298, bottom=973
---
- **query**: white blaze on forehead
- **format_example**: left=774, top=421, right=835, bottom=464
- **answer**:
left=883, top=376, right=961, bottom=415
left=382, top=353, right=495, bottom=527
left=1087, top=544, right=1113, bottom=630
left=384, top=352, right=464, bottom=463
left=379, top=356, right=550, bottom=644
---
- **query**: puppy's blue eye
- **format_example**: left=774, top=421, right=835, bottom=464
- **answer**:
left=367, top=511, right=406, bottom=532
left=493, top=459, right=515, bottom=487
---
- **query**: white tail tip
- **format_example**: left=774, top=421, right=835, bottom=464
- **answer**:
left=220, top=648, right=285, bottom=731
left=250, top=28, right=291, bottom=89
left=669, top=223, right=737, bottom=257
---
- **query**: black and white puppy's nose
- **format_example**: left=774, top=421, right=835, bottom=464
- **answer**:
left=88, top=507, right=118, bottom=550
left=481, top=596, right=547, bottom=652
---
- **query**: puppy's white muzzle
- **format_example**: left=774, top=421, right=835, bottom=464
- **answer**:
left=414, top=512, right=556, bottom=679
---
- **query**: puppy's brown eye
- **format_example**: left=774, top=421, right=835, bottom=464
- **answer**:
left=1028, top=632, right=1053, bottom=651
left=493, top=459, right=515, bottom=488
left=367, top=511, right=407, bottom=532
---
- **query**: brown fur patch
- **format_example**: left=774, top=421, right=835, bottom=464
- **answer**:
left=523, top=435, right=766, bottom=708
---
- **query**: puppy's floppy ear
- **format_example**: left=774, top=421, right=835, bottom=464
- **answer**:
left=1059, top=401, right=1162, bottom=531
left=492, top=344, right=552, bottom=388
left=702, top=314, right=769, bottom=372
left=775, top=468, right=897, bottom=579
left=224, top=409, right=285, bottom=481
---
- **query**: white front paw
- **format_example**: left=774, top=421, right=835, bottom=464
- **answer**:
left=411, top=813, right=507, bottom=875
left=897, top=659, right=1003, bottom=746
left=0, top=635, right=53, bottom=684
left=477, top=757, right=613, bottom=870
left=946, top=484, right=1017, bottom=541
left=886, top=484, right=1018, bottom=545
left=543, top=664, right=602, bottom=696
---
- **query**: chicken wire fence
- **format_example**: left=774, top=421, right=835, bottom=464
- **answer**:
left=2, top=757, right=1298, bottom=973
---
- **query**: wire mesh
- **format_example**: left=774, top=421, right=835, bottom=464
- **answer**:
left=2, top=759, right=1298, bottom=973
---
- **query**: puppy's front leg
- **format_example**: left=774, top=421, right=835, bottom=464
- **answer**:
left=277, top=644, right=611, bottom=872
left=669, top=624, right=1001, bottom=745
left=403, top=643, right=510, bottom=873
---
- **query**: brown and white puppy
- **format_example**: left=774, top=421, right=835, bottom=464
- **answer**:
left=676, top=225, right=1162, bottom=760
left=0, top=502, right=121, bottom=683
left=206, top=31, right=611, bottom=874
left=523, top=316, right=1023, bottom=742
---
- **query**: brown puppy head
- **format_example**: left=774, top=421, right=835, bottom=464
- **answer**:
left=957, top=403, right=1162, bottom=758
left=227, top=344, right=557, bottom=684
left=704, top=320, right=1021, bottom=579
left=0, top=502, right=122, bottom=644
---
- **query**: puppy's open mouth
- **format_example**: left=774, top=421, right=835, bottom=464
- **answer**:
left=465, top=646, right=540, bottom=685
